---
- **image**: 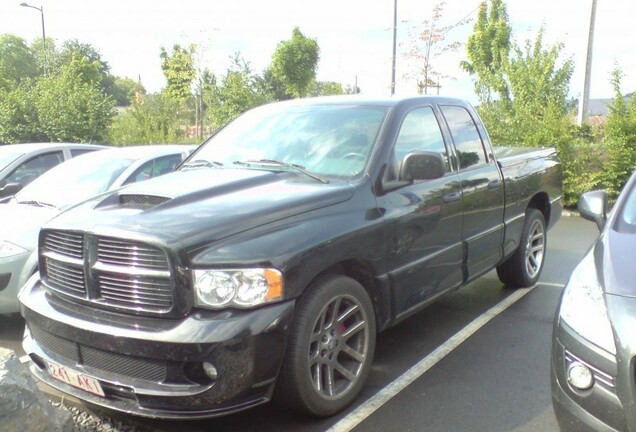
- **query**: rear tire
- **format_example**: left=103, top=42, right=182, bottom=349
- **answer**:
left=276, top=274, right=376, bottom=416
left=497, top=208, right=546, bottom=288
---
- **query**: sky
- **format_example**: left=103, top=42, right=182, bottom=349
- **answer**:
left=1, top=0, right=635, bottom=105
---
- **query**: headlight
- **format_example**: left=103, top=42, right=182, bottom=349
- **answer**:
left=194, top=268, right=283, bottom=309
left=559, top=251, right=616, bottom=354
left=0, top=240, right=28, bottom=259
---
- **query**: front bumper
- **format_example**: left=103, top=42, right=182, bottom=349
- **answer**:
left=0, top=250, right=34, bottom=315
left=551, top=318, right=623, bottom=432
left=20, top=277, right=295, bottom=419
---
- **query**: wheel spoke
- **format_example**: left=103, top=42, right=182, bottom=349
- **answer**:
left=325, top=364, right=336, bottom=396
left=341, top=319, right=366, bottom=341
left=334, top=362, right=357, bottom=383
left=336, top=303, right=360, bottom=326
left=341, top=343, right=365, bottom=363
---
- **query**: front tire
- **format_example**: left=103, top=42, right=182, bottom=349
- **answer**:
left=277, top=275, right=376, bottom=416
left=497, top=208, right=547, bottom=288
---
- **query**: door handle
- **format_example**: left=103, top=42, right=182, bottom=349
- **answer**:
left=443, top=191, right=461, bottom=203
left=488, top=179, right=502, bottom=190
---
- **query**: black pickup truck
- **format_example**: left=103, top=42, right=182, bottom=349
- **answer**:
left=19, top=96, right=562, bottom=419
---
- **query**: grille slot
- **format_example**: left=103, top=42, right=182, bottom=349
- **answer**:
left=119, top=194, right=170, bottom=209
left=97, top=237, right=168, bottom=270
left=98, top=274, right=173, bottom=310
left=30, top=324, right=167, bottom=382
left=43, top=231, right=84, bottom=259
left=44, top=258, right=86, bottom=295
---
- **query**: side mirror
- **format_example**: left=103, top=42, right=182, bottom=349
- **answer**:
left=578, top=190, right=608, bottom=231
left=400, top=151, right=445, bottom=182
left=0, top=182, right=23, bottom=199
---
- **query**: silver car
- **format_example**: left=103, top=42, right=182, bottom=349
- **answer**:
left=0, top=143, right=105, bottom=198
left=0, top=145, right=195, bottom=314
left=551, top=170, right=636, bottom=431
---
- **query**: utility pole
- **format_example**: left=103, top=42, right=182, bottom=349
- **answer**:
left=578, top=0, right=598, bottom=125
left=391, top=0, right=397, bottom=95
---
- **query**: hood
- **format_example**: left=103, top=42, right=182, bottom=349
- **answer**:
left=598, top=228, right=636, bottom=297
left=45, top=168, right=355, bottom=250
left=0, top=202, right=59, bottom=250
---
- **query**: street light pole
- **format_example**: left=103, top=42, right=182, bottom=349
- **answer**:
left=20, top=3, right=46, bottom=75
left=391, top=0, right=397, bottom=95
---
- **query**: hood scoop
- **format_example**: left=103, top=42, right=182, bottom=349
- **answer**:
left=119, top=194, right=170, bottom=209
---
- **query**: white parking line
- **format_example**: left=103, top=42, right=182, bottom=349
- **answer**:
left=327, top=286, right=536, bottom=432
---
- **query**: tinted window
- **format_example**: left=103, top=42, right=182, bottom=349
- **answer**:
left=6, top=151, right=64, bottom=186
left=71, top=148, right=98, bottom=157
left=123, top=154, right=183, bottom=185
left=440, top=106, right=487, bottom=170
left=395, top=106, right=450, bottom=172
left=616, top=179, right=636, bottom=233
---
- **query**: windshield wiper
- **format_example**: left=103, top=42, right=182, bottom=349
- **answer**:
left=234, top=159, right=328, bottom=184
left=17, top=200, right=57, bottom=209
left=181, top=159, right=223, bottom=170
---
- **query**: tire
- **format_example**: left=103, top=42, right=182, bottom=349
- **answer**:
left=497, top=208, right=547, bottom=288
left=276, top=274, right=376, bottom=417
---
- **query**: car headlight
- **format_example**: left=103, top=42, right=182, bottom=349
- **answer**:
left=0, top=240, right=28, bottom=259
left=559, top=251, right=616, bottom=355
left=194, top=268, right=283, bottom=309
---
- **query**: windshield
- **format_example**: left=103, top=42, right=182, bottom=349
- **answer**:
left=189, top=103, right=388, bottom=179
left=616, top=175, right=636, bottom=233
left=15, top=151, right=134, bottom=210
left=0, top=149, right=24, bottom=172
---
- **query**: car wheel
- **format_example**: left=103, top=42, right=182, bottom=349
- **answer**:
left=497, top=208, right=547, bottom=288
left=277, top=274, right=376, bottom=416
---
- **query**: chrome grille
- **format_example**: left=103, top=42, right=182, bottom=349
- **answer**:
left=97, top=274, right=173, bottom=310
left=97, top=237, right=168, bottom=270
left=43, top=231, right=84, bottom=259
left=41, top=229, right=174, bottom=314
left=44, top=257, right=86, bottom=295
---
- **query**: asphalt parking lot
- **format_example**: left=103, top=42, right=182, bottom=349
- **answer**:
left=0, top=215, right=597, bottom=431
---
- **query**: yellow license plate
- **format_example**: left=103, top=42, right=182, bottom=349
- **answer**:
left=46, top=360, right=105, bottom=397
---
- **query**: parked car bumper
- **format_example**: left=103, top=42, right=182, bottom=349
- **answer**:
left=551, top=317, right=623, bottom=432
left=0, top=249, right=36, bottom=315
left=20, top=276, right=296, bottom=419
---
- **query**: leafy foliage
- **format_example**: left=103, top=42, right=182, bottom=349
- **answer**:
left=461, top=0, right=511, bottom=101
left=160, top=44, right=196, bottom=101
left=270, top=27, right=320, bottom=98
left=0, top=34, right=39, bottom=90
left=108, top=93, right=187, bottom=145
left=600, top=68, right=636, bottom=200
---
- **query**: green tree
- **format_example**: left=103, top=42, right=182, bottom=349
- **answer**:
left=310, top=81, right=345, bottom=97
left=205, top=53, right=269, bottom=129
left=110, top=76, right=146, bottom=106
left=601, top=68, right=636, bottom=200
left=108, top=93, right=186, bottom=145
left=270, top=27, right=320, bottom=98
left=461, top=0, right=511, bottom=102
left=0, top=34, right=38, bottom=89
left=160, top=44, right=196, bottom=101
left=30, top=58, right=116, bottom=142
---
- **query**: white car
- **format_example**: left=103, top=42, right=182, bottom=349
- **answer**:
left=0, top=143, right=105, bottom=198
left=0, top=145, right=195, bottom=314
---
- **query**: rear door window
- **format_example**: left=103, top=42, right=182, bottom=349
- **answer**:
left=6, top=151, right=64, bottom=187
left=440, top=105, right=487, bottom=170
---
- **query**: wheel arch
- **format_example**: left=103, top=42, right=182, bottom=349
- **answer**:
left=527, top=192, right=551, bottom=225
left=298, top=259, right=391, bottom=333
